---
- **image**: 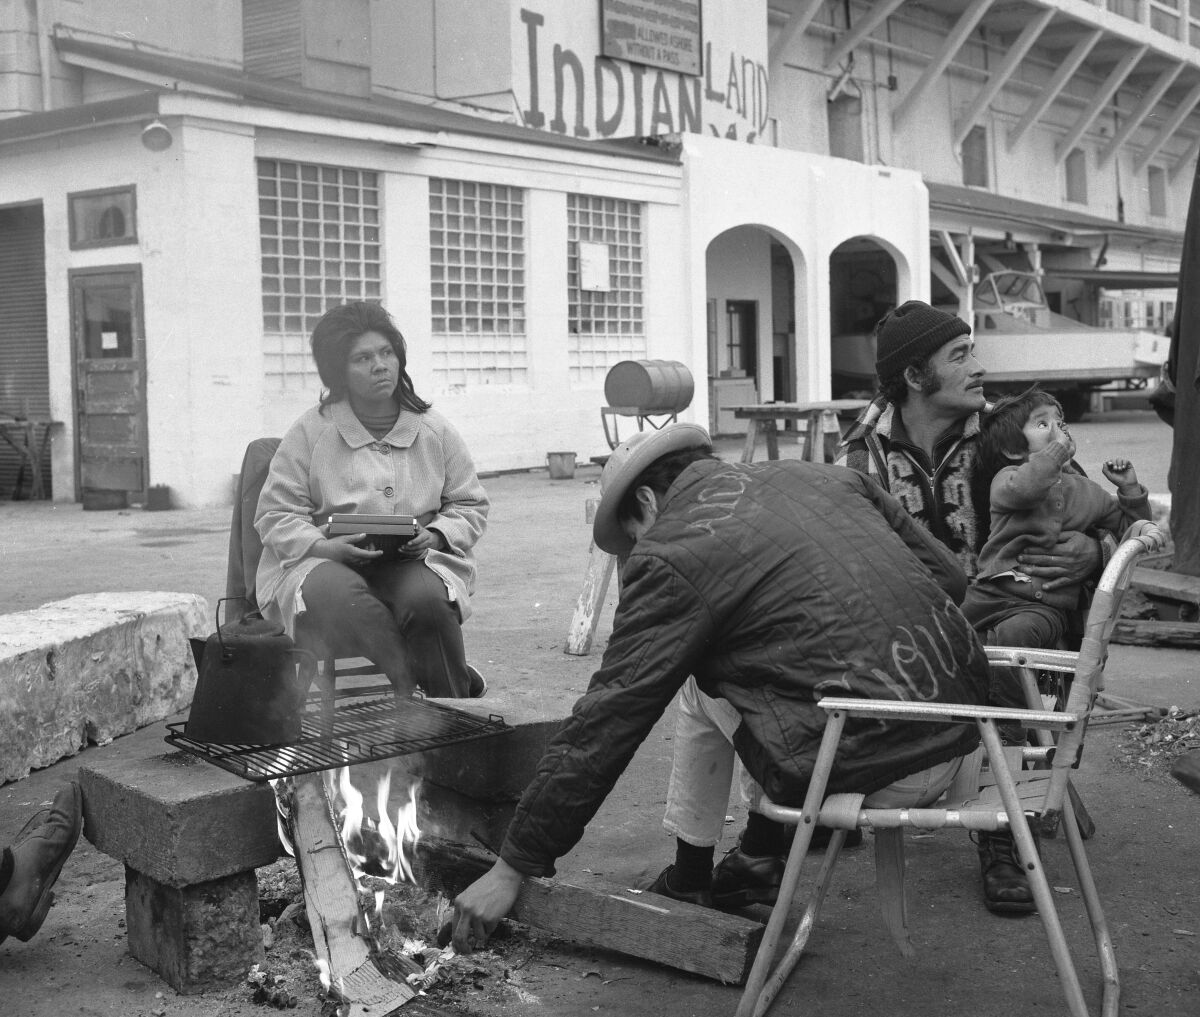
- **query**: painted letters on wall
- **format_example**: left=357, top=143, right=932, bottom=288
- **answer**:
left=518, top=1, right=769, bottom=143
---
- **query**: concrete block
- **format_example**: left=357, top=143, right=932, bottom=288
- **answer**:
left=0, top=591, right=208, bottom=783
left=125, top=866, right=265, bottom=994
left=79, top=751, right=281, bottom=886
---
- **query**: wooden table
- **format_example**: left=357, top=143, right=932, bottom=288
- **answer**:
left=730, top=400, right=870, bottom=464
left=0, top=415, right=62, bottom=500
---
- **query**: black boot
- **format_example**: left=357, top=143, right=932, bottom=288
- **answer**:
left=710, top=843, right=784, bottom=910
left=646, top=864, right=714, bottom=908
left=974, top=829, right=1037, bottom=914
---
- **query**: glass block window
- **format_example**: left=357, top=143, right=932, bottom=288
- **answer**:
left=568, top=194, right=646, bottom=384
left=258, top=159, right=382, bottom=390
left=429, top=178, right=527, bottom=388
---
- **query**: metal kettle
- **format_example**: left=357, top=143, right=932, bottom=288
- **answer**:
left=185, top=600, right=316, bottom=745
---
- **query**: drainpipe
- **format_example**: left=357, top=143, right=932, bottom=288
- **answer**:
left=35, top=0, right=54, bottom=111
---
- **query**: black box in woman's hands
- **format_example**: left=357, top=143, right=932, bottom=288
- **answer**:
left=325, top=513, right=419, bottom=538
left=325, top=513, right=419, bottom=556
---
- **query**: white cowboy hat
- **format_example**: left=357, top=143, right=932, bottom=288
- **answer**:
left=593, top=422, right=713, bottom=556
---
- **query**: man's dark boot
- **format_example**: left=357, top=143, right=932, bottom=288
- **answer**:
left=710, top=844, right=784, bottom=910
left=0, top=783, right=83, bottom=943
left=974, top=828, right=1037, bottom=914
left=646, top=865, right=714, bottom=908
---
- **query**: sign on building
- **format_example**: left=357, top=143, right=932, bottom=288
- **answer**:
left=600, top=0, right=702, bottom=76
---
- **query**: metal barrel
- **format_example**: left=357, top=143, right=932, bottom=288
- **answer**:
left=603, top=359, right=694, bottom=414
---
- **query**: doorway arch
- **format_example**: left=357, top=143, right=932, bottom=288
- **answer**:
left=828, top=237, right=900, bottom=399
left=704, top=224, right=806, bottom=435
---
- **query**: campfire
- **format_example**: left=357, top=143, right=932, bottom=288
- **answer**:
left=270, top=765, right=476, bottom=1014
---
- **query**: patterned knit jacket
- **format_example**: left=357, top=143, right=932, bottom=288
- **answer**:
left=836, top=395, right=982, bottom=579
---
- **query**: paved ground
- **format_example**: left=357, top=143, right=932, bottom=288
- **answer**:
left=1, top=410, right=1197, bottom=1017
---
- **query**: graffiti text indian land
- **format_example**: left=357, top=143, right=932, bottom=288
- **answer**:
left=520, top=8, right=769, bottom=142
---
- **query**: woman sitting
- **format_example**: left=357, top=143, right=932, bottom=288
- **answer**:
left=254, top=301, right=489, bottom=698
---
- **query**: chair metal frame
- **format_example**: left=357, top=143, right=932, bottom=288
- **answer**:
left=736, top=521, right=1166, bottom=1017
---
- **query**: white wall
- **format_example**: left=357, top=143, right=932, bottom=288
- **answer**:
left=0, top=116, right=264, bottom=507
left=254, top=124, right=686, bottom=476
left=682, top=135, right=927, bottom=415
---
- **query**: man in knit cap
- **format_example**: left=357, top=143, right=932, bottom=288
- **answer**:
left=836, top=299, right=1105, bottom=914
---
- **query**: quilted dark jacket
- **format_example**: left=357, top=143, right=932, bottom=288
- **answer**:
left=501, top=458, right=991, bottom=877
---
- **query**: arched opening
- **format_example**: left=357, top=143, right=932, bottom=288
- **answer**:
left=829, top=238, right=898, bottom=399
left=705, top=225, right=803, bottom=435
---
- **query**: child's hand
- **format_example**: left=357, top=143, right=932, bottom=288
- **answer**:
left=1102, top=458, right=1139, bottom=489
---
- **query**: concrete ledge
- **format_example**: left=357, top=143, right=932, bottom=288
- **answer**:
left=78, top=751, right=280, bottom=886
left=0, top=592, right=208, bottom=783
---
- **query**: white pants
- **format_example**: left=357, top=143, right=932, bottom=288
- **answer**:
left=662, top=678, right=964, bottom=847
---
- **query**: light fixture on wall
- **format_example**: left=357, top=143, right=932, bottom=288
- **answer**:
left=140, top=119, right=173, bottom=152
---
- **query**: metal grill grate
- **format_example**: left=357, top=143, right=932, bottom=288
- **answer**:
left=165, top=692, right=511, bottom=782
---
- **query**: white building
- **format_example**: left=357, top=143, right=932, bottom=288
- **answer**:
left=0, top=1, right=1194, bottom=504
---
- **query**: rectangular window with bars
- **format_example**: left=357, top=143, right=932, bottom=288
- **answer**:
left=568, top=194, right=646, bottom=384
left=258, top=159, right=382, bottom=391
left=429, top=178, right=527, bottom=389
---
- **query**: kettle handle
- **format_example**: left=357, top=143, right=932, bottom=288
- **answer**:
left=213, top=596, right=255, bottom=661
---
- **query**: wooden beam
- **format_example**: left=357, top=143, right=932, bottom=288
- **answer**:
left=1111, top=618, right=1200, bottom=648
left=953, top=7, right=1055, bottom=149
left=1132, top=566, right=1200, bottom=606
left=894, top=0, right=995, bottom=127
left=823, top=0, right=907, bottom=70
left=1007, top=29, right=1102, bottom=150
left=931, top=257, right=966, bottom=307
left=288, top=774, right=418, bottom=1012
left=1054, top=44, right=1147, bottom=164
left=565, top=542, right=617, bottom=655
left=768, top=0, right=825, bottom=80
left=1169, top=131, right=1200, bottom=183
left=1097, top=64, right=1183, bottom=168
left=1134, top=80, right=1200, bottom=174
left=416, top=838, right=766, bottom=985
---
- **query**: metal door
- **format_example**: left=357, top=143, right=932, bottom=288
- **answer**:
left=70, top=267, right=147, bottom=504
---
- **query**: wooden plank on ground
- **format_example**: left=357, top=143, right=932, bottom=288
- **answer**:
left=289, top=774, right=417, bottom=1015
left=415, top=838, right=764, bottom=985
left=1112, top=618, right=1200, bottom=648
left=1132, top=566, right=1200, bottom=606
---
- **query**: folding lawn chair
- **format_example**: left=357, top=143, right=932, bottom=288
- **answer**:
left=736, top=520, right=1166, bottom=1017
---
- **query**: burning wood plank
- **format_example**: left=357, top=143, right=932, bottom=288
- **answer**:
left=283, top=772, right=418, bottom=1015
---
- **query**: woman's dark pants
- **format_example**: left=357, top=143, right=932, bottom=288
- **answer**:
left=297, top=558, right=471, bottom=697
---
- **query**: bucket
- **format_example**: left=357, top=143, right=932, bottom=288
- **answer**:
left=145, top=484, right=172, bottom=511
left=547, top=452, right=577, bottom=480
left=604, top=360, right=694, bottom=415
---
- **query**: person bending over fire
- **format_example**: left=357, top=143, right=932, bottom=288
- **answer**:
left=255, top=302, right=489, bottom=699
left=449, top=423, right=992, bottom=947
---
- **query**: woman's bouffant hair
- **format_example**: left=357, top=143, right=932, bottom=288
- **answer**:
left=971, top=385, right=1064, bottom=548
left=310, top=301, right=431, bottom=414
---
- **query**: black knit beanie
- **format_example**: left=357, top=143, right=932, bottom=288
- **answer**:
left=874, top=301, right=971, bottom=381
